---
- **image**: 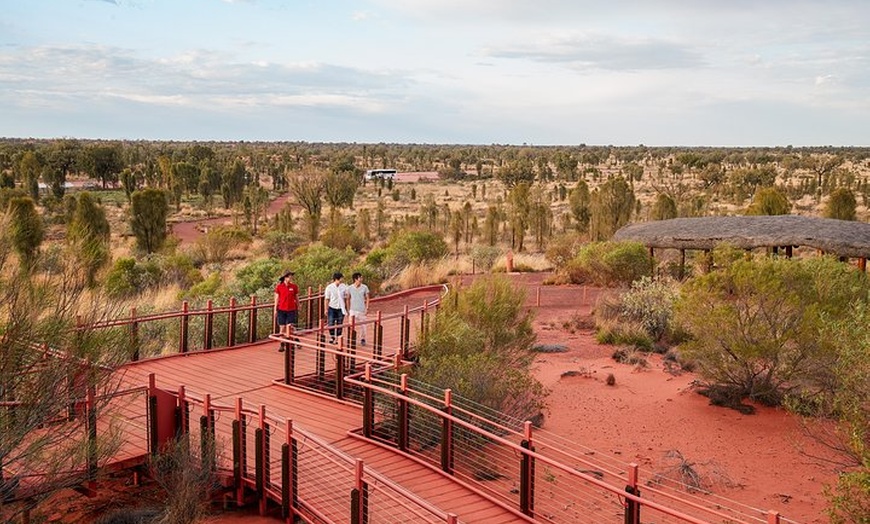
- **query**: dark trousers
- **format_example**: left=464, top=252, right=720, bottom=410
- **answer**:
left=327, top=307, right=344, bottom=339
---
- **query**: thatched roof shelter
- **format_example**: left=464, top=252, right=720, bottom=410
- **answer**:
left=613, top=215, right=870, bottom=259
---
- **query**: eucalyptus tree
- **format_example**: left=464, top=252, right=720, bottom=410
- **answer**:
left=130, top=188, right=169, bottom=254
left=568, top=179, right=591, bottom=233
left=82, top=143, right=123, bottom=188
left=17, top=151, right=41, bottom=201
left=745, top=187, right=791, bottom=216
left=287, top=166, right=325, bottom=241
left=67, top=192, right=111, bottom=288
left=589, top=176, right=635, bottom=241
left=824, top=188, right=857, bottom=221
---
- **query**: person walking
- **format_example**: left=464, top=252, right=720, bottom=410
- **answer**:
left=274, top=271, right=298, bottom=337
left=324, top=272, right=348, bottom=344
left=346, top=273, right=370, bottom=345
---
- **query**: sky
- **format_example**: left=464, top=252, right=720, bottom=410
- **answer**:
left=1, top=1, right=869, bottom=146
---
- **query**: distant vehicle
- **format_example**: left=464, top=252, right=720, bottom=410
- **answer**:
left=364, top=169, right=397, bottom=181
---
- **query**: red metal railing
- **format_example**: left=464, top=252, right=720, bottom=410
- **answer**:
left=150, top=383, right=461, bottom=524
left=344, top=367, right=786, bottom=524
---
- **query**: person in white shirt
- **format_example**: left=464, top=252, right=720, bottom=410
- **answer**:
left=323, top=272, right=348, bottom=344
left=346, top=272, right=370, bottom=345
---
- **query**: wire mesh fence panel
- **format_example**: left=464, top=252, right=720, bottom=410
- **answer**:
left=406, top=403, right=443, bottom=464
left=137, top=316, right=181, bottom=357
left=210, top=406, right=235, bottom=473
left=529, top=460, right=627, bottom=523
left=98, top=387, right=149, bottom=462
left=451, top=431, right=521, bottom=510
left=363, top=474, right=449, bottom=524
left=294, top=435, right=354, bottom=524
left=241, top=412, right=257, bottom=485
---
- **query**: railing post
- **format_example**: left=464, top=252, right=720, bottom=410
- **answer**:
left=86, top=384, right=97, bottom=484
left=536, top=287, right=541, bottom=307
left=305, top=286, right=314, bottom=329
left=336, top=338, right=345, bottom=400
left=177, top=385, right=189, bottom=439
left=179, top=301, right=190, bottom=353
left=624, top=463, right=641, bottom=524
left=400, top=305, right=410, bottom=359
left=317, top=318, right=327, bottom=381
left=248, top=295, right=258, bottom=344
left=520, top=421, right=535, bottom=517
left=441, top=389, right=454, bottom=474
left=227, top=297, right=237, bottom=347
left=233, top=398, right=244, bottom=507
left=446, top=514, right=458, bottom=524
left=201, top=394, right=215, bottom=474
left=767, top=510, right=781, bottom=524
left=130, top=306, right=140, bottom=361
left=256, top=405, right=266, bottom=515
left=350, top=459, right=368, bottom=524
left=398, top=374, right=409, bottom=451
left=283, top=332, right=294, bottom=385
left=147, top=374, right=158, bottom=457
left=374, top=311, right=383, bottom=358
left=282, top=419, right=296, bottom=520
left=204, top=300, right=214, bottom=350
left=363, top=364, right=373, bottom=438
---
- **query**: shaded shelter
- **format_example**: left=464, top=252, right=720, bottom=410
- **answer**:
left=613, top=215, right=870, bottom=276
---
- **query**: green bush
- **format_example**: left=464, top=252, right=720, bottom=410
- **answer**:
left=321, top=223, right=367, bottom=253
left=414, top=275, right=545, bottom=422
left=183, top=272, right=223, bottom=301
left=262, top=229, right=304, bottom=259
left=565, top=241, right=652, bottom=286
left=544, top=233, right=585, bottom=269
left=675, top=255, right=870, bottom=406
left=285, top=244, right=358, bottom=292
left=233, top=258, right=284, bottom=296
left=469, top=245, right=502, bottom=272
left=156, top=253, right=203, bottom=289
left=193, top=226, right=252, bottom=264
left=383, top=229, right=448, bottom=274
left=619, top=276, right=679, bottom=342
left=104, top=257, right=162, bottom=298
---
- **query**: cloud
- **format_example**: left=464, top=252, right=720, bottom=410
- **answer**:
left=486, top=33, right=704, bottom=71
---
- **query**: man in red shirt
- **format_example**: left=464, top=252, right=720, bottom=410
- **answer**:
left=274, top=271, right=299, bottom=337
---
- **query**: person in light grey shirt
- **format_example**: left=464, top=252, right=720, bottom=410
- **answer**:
left=346, top=272, right=370, bottom=345
left=324, top=272, right=348, bottom=344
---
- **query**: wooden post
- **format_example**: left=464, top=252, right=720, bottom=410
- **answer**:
left=536, top=287, right=541, bottom=307
left=679, top=249, right=686, bottom=280
left=374, top=311, right=383, bottom=358
left=363, top=364, right=373, bottom=438
left=233, top=398, right=244, bottom=507
left=130, top=306, right=140, bottom=361
left=519, top=421, right=535, bottom=516
left=767, top=510, right=780, bottom=524
left=179, top=301, right=190, bottom=353
left=248, top=295, right=258, bottom=344
left=281, top=419, right=296, bottom=520
left=227, top=297, right=237, bottom=347
left=204, top=300, right=214, bottom=350
left=336, top=338, right=345, bottom=400
left=624, top=463, right=640, bottom=524
left=859, top=257, right=867, bottom=272
left=256, top=405, right=267, bottom=515
left=317, top=318, right=326, bottom=381
left=398, top=374, right=409, bottom=451
left=86, top=385, right=97, bottom=484
left=441, top=389, right=454, bottom=474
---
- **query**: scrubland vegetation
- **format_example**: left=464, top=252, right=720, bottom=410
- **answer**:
left=1, top=139, right=869, bottom=520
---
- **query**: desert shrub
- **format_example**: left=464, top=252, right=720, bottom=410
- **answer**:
left=192, top=226, right=251, bottom=264
left=285, top=244, right=359, bottom=292
left=154, top=253, right=203, bottom=289
left=320, top=223, right=367, bottom=253
left=469, top=244, right=502, bottom=272
left=825, top=470, right=870, bottom=524
left=565, top=241, right=651, bottom=286
left=544, top=233, right=585, bottom=269
left=611, top=347, right=650, bottom=367
left=619, top=276, right=679, bottom=342
left=675, top=255, right=870, bottom=407
left=181, top=272, right=222, bottom=301
left=383, top=229, right=448, bottom=274
left=262, top=229, right=304, bottom=259
left=233, top=257, right=284, bottom=296
left=596, top=319, right=653, bottom=350
left=104, top=257, right=162, bottom=298
left=414, top=275, right=545, bottom=421
left=150, top=435, right=215, bottom=524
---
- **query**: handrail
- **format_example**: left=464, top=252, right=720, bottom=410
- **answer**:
left=167, top=387, right=459, bottom=523
left=346, top=370, right=764, bottom=524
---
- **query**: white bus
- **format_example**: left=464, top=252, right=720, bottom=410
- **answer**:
left=364, top=169, right=397, bottom=180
